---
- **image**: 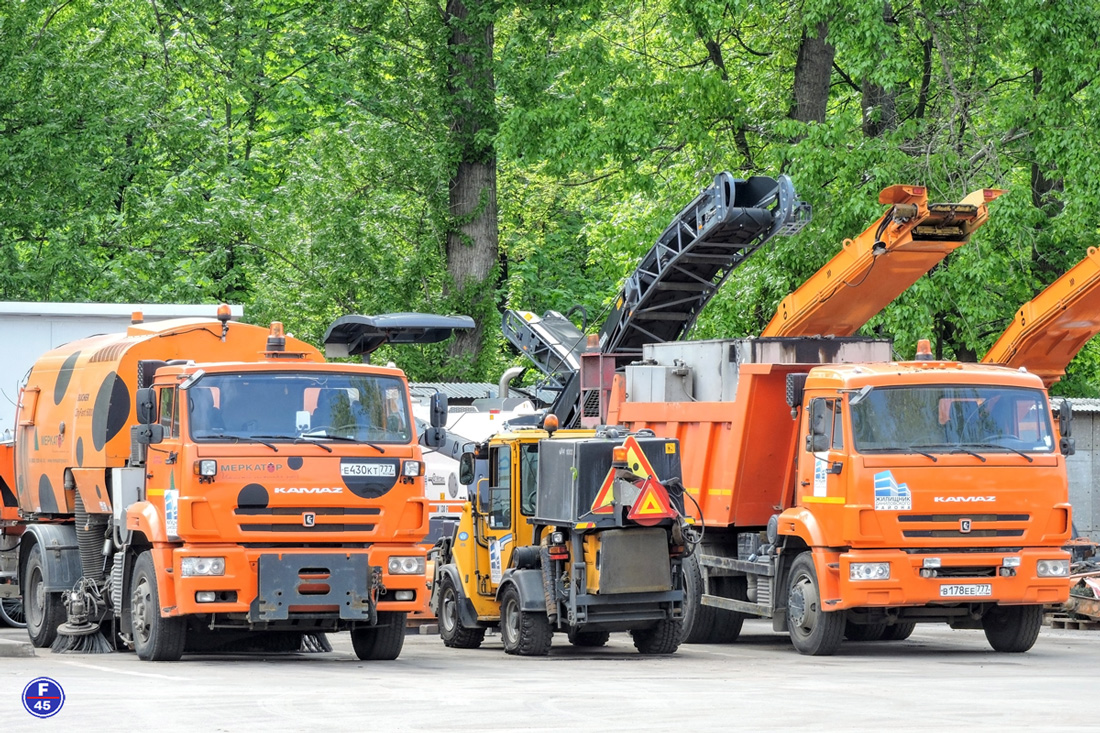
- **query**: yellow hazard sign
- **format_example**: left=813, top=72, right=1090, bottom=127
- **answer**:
left=590, top=469, right=615, bottom=515
left=623, top=435, right=657, bottom=479
left=627, top=477, right=675, bottom=526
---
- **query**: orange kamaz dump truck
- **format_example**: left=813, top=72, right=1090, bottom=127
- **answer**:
left=606, top=336, right=1073, bottom=655
left=8, top=307, right=469, bottom=660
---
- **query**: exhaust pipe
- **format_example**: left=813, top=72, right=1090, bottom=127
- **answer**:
left=498, top=366, right=524, bottom=398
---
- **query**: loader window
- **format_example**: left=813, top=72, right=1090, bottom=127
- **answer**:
left=519, top=443, right=539, bottom=516
left=489, top=446, right=511, bottom=527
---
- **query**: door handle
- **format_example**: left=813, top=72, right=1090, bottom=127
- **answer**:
left=800, top=480, right=810, bottom=487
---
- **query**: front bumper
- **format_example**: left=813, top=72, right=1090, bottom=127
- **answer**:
left=170, top=544, right=427, bottom=617
left=826, top=547, right=1070, bottom=611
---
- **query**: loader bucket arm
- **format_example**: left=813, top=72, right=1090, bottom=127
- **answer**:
left=761, top=186, right=1004, bottom=338
left=324, top=313, right=475, bottom=358
left=982, top=246, right=1100, bottom=387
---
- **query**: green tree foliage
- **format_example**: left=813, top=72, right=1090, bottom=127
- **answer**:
left=2, top=1, right=1099, bottom=391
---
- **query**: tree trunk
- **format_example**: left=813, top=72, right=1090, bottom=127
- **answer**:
left=790, top=21, right=834, bottom=123
left=444, top=0, right=499, bottom=369
left=861, top=1, right=897, bottom=138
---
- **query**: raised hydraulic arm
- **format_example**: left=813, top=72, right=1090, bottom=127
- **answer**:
left=761, top=185, right=1004, bottom=337
left=983, top=246, right=1100, bottom=386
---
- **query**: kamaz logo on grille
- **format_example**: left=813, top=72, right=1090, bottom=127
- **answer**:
left=960, top=518, right=972, bottom=533
left=302, top=512, right=316, bottom=527
left=273, top=487, right=344, bottom=494
left=934, top=496, right=995, bottom=503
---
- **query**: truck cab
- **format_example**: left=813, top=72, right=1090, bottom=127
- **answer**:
left=431, top=426, right=687, bottom=655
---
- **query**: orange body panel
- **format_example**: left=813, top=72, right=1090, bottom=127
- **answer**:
left=983, top=245, right=1100, bottom=386
left=12, top=316, right=432, bottom=620
left=611, top=357, right=1072, bottom=611
left=763, top=186, right=1003, bottom=338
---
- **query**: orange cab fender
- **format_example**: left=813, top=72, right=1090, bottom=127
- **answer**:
left=126, top=501, right=168, bottom=545
left=776, top=506, right=829, bottom=548
left=394, top=496, right=431, bottom=538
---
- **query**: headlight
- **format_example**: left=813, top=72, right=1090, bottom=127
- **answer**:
left=181, top=557, right=226, bottom=577
left=850, top=562, right=890, bottom=581
left=1037, top=559, right=1069, bottom=577
left=388, top=556, right=426, bottom=575
left=550, top=531, right=565, bottom=545
left=402, top=460, right=423, bottom=477
left=193, top=459, right=217, bottom=477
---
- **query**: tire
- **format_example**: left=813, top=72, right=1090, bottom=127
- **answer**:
left=881, top=622, right=916, bottom=641
left=786, top=552, right=844, bottom=656
left=438, top=576, right=485, bottom=649
left=23, top=543, right=65, bottom=648
left=682, top=552, right=717, bottom=643
left=709, top=576, right=747, bottom=644
left=631, top=619, right=682, bottom=655
left=500, top=585, right=551, bottom=656
left=0, top=596, right=27, bottom=628
left=844, top=619, right=887, bottom=642
left=982, top=604, right=1043, bottom=653
left=567, top=629, right=610, bottom=647
left=351, top=611, right=407, bottom=660
left=131, top=551, right=186, bottom=661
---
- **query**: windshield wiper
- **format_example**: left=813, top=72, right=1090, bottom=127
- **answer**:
left=970, top=442, right=1034, bottom=463
left=301, top=431, right=387, bottom=454
left=869, top=446, right=938, bottom=462
left=948, top=447, right=987, bottom=462
left=251, top=434, right=334, bottom=453
left=216, top=433, right=278, bottom=452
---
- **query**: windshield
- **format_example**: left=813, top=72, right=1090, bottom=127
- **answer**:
left=850, top=385, right=1054, bottom=454
left=187, top=372, right=412, bottom=443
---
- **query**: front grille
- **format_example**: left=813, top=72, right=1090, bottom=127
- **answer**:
left=240, top=523, right=377, bottom=532
left=903, top=529, right=1025, bottom=539
left=235, top=506, right=380, bottom=516
left=929, top=566, right=997, bottom=578
left=898, top=514, right=1029, bottom=523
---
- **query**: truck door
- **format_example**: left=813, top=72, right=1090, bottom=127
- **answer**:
left=797, top=397, right=847, bottom=504
left=481, top=444, right=515, bottom=593
left=156, top=385, right=183, bottom=540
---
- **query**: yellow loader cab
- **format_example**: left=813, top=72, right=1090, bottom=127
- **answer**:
left=429, top=423, right=688, bottom=656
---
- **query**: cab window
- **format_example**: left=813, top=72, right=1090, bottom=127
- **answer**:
left=158, top=387, right=178, bottom=438
left=489, top=446, right=512, bottom=527
left=808, top=398, right=843, bottom=451
left=519, top=444, right=539, bottom=516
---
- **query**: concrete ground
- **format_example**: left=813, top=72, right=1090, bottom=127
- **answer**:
left=1, top=620, right=1098, bottom=732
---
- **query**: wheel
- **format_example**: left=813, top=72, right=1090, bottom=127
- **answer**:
left=351, top=611, right=406, bottom=660
left=23, top=543, right=65, bottom=648
left=131, top=551, right=186, bottom=661
left=786, top=552, right=844, bottom=656
left=681, top=552, right=717, bottom=643
left=631, top=618, right=682, bottom=655
left=982, top=604, right=1043, bottom=653
left=567, top=629, right=610, bottom=647
left=438, top=576, right=485, bottom=649
left=881, top=621, right=916, bottom=641
left=0, top=596, right=27, bottom=628
left=500, top=585, right=551, bottom=656
left=709, top=576, right=747, bottom=643
left=844, top=619, right=887, bottom=641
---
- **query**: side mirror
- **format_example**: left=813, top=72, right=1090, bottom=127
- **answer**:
left=430, top=392, right=448, bottom=428
left=1061, top=436, right=1076, bottom=457
left=807, top=432, right=829, bottom=453
left=136, top=388, right=157, bottom=425
left=132, top=423, right=164, bottom=445
left=458, top=452, right=475, bottom=486
left=1059, top=398, right=1073, bottom=438
left=488, top=487, right=510, bottom=529
left=423, top=426, right=445, bottom=448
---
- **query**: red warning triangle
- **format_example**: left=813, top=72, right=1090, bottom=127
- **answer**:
left=623, top=435, right=657, bottom=479
left=627, top=477, right=675, bottom=526
left=590, top=468, right=615, bottom=515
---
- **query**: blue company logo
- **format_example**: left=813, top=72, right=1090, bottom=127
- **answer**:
left=457, top=532, right=469, bottom=541
left=874, top=470, right=912, bottom=510
left=22, top=677, right=65, bottom=719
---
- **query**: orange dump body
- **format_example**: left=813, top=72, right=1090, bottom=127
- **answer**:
left=983, top=245, right=1100, bottom=386
left=15, top=317, right=430, bottom=620
left=610, top=343, right=1071, bottom=613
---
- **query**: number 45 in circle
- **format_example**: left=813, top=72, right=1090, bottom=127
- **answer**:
left=22, top=677, right=65, bottom=719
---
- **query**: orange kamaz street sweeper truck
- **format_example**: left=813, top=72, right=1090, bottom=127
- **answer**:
left=11, top=307, right=470, bottom=661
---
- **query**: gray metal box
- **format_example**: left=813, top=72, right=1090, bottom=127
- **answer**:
left=625, top=365, right=695, bottom=403
left=598, top=528, right=672, bottom=594
left=637, top=337, right=893, bottom=403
